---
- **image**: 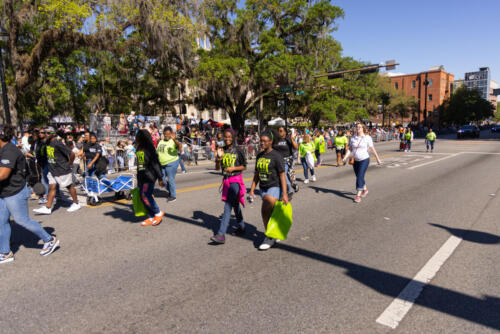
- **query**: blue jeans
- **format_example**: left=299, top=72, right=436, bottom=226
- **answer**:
left=426, top=140, right=434, bottom=151
left=139, top=182, right=160, bottom=218
left=218, top=182, right=244, bottom=235
left=315, top=150, right=321, bottom=166
left=0, top=186, right=52, bottom=254
left=108, top=157, right=115, bottom=173
left=284, top=160, right=292, bottom=194
left=406, top=140, right=412, bottom=150
left=300, top=157, right=315, bottom=180
left=117, top=156, right=124, bottom=169
left=353, top=158, right=370, bottom=191
left=162, top=159, right=179, bottom=197
left=41, top=164, right=49, bottom=196
left=178, top=156, right=186, bottom=172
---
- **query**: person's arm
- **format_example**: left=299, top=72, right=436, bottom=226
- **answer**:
left=290, top=136, right=299, bottom=150
left=279, top=171, right=289, bottom=205
left=369, top=144, right=382, bottom=165
left=88, top=152, right=100, bottom=168
left=249, top=169, right=259, bottom=197
left=0, top=167, right=11, bottom=181
left=173, top=138, right=183, bottom=153
left=69, top=151, right=75, bottom=166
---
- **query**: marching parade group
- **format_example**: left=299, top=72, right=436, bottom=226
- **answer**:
left=0, top=120, right=441, bottom=264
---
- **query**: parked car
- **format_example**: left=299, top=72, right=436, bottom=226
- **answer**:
left=491, top=124, right=500, bottom=133
left=457, top=125, right=480, bottom=139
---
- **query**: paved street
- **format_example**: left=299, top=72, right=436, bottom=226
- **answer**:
left=1, top=132, right=500, bottom=333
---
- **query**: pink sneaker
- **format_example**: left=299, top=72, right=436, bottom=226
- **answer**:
left=354, top=196, right=361, bottom=203
left=361, top=190, right=369, bottom=198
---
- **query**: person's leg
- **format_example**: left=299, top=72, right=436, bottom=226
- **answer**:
left=233, top=201, right=244, bottom=229
left=310, top=166, right=315, bottom=176
left=140, top=183, right=160, bottom=218
left=357, top=158, right=370, bottom=191
left=217, top=200, right=233, bottom=236
left=336, top=152, right=341, bottom=166
left=46, top=183, right=57, bottom=208
left=283, top=161, right=292, bottom=194
left=0, top=198, right=12, bottom=254
left=426, top=140, right=429, bottom=151
left=165, top=159, right=179, bottom=198
left=315, top=150, right=320, bottom=166
left=67, top=184, right=79, bottom=204
left=41, top=164, right=49, bottom=197
left=261, top=195, right=277, bottom=229
left=301, top=157, right=309, bottom=180
left=430, top=140, right=434, bottom=151
left=179, top=157, right=186, bottom=172
left=5, top=187, right=52, bottom=243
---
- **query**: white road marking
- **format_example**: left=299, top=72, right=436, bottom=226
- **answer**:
left=461, top=151, right=500, bottom=155
left=407, top=153, right=461, bottom=170
left=376, top=235, right=463, bottom=329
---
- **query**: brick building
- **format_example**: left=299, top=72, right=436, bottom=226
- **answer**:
left=387, top=66, right=454, bottom=126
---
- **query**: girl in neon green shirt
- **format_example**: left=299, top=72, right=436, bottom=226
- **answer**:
left=299, top=134, right=316, bottom=183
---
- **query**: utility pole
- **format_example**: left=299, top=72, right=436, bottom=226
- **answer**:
left=423, top=72, right=429, bottom=125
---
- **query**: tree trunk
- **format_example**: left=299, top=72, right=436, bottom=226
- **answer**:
left=229, top=109, right=245, bottom=134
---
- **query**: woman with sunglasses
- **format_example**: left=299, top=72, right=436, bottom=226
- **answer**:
left=249, top=131, right=289, bottom=251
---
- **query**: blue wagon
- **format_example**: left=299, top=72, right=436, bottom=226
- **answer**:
left=83, top=174, right=135, bottom=206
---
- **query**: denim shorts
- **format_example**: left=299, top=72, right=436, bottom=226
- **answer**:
left=260, top=186, right=281, bottom=200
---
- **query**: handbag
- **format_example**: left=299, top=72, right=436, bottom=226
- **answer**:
left=265, top=201, right=293, bottom=240
left=131, top=187, right=148, bottom=217
left=349, top=136, right=365, bottom=165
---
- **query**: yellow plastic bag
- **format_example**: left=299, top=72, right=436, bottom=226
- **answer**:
left=265, top=201, right=293, bottom=240
left=132, top=187, right=147, bottom=217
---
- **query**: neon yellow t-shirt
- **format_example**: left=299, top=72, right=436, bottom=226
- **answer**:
left=334, top=135, right=348, bottom=149
left=156, top=139, right=179, bottom=166
left=426, top=132, right=436, bottom=141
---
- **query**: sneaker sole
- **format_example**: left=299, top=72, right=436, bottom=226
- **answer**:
left=168, top=199, right=177, bottom=203
left=41, top=239, right=59, bottom=257
left=210, top=237, right=225, bottom=244
left=67, top=207, right=81, bottom=212
left=33, top=211, right=51, bottom=215
left=0, top=257, right=14, bottom=264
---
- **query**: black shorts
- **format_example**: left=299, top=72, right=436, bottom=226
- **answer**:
left=336, top=148, right=346, bottom=155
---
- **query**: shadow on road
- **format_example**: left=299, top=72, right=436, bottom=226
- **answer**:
left=309, top=186, right=355, bottom=200
left=101, top=200, right=500, bottom=329
left=276, top=243, right=500, bottom=331
left=429, top=223, right=500, bottom=245
left=10, top=223, right=55, bottom=254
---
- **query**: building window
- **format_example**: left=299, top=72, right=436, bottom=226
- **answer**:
left=411, top=80, right=416, bottom=88
left=394, top=82, right=399, bottom=89
left=429, top=78, right=433, bottom=87
left=428, top=94, right=433, bottom=101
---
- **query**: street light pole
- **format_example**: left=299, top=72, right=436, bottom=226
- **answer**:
left=0, top=25, right=10, bottom=125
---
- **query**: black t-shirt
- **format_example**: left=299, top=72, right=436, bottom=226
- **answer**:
left=84, top=142, right=102, bottom=162
left=47, top=140, right=72, bottom=177
left=273, top=137, right=293, bottom=158
left=221, top=146, right=246, bottom=177
left=255, top=149, right=284, bottom=190
left=0, top=142, right=27, bottom=198
left=34, top=139, right=48, bottom=167
left=136, top=149, right=163, bottom=184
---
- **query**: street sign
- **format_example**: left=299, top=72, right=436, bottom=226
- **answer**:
left=279, top=86, right=293, bottom=93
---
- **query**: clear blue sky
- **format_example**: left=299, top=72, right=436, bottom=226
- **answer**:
left=332, top=0, right=500, bottom=82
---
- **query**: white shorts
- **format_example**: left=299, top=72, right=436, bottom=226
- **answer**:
left=47, top=172, right=73, bottom=187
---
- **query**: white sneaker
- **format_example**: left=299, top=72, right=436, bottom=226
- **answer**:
left=304, top=179, right=309, bottom=184
left=33, top=206, right=52, bottom=215
left=259, top=237, right=275, bottom=250
left=311, top=175, right=317, bottom=182
left=38, top=197, right=48, bottom=205
left=67, top=203, right=81, bottom=212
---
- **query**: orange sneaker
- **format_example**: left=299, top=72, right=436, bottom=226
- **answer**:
left=141, top=218, right=154, bottom=226
left=152, top=211, right=164, bottom=226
